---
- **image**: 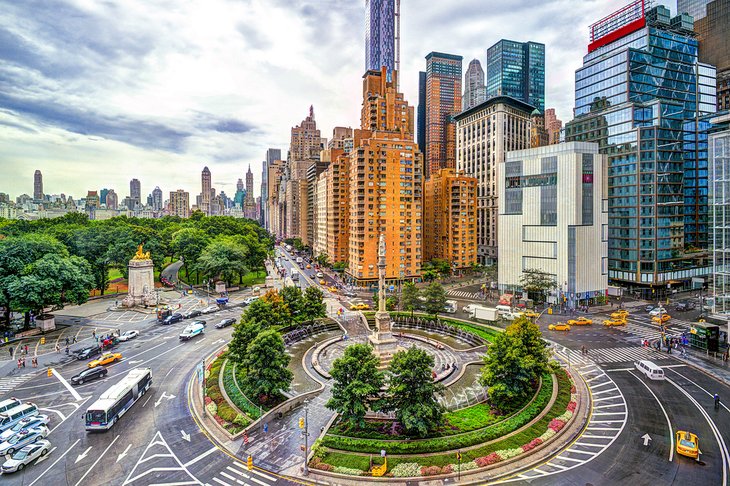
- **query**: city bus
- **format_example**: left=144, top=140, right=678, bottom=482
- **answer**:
left=84, top=368, right=152, bottom=431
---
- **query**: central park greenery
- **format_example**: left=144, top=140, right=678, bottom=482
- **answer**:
left=311, top=317, right=575, bottom=478
left=0, top=212, right=273, bottom=329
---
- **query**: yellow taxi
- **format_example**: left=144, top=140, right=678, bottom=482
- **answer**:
left=675, top=431, right=699, bottom=459
left=652, top=314, right=671, bottom=324
left=611, top=310, right=629, bottom=320
left=568, top=316, right=593, bottom=326
left=88, top=352, right=122, bottom=368
left=328, top=286, right=338, bottom=293
left=306, top=264, right=311, bottom=269
left=548, top=322, right=570, bottom=331
left=319, top=279, right=327, bottom=285
left=350, top=303, right=370, bottom=311
left=522, top=310, right=539, bottom=319
left=603, top=318, right=626, bottom=327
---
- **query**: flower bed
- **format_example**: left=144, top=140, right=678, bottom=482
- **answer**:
left=221, top=361, right=262, bottom=420
left=205, top=353, right=250, bottom=434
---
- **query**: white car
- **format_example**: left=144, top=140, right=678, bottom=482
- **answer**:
left=201, top=305, right=219, bottom=314
left=462, top=304, right=476, bottom=314
left=649, top=307, right=667, bottom=316
left=0, top=426, right=49, bottom=456
left=0, top=415, right=50, bottom=442
left=118, top=330, right=139, bottom=342
left=243, top=296, right=259, bottom=305
left=1, top=440, right=50, bottom=473
left=316, top=272, right=324, bottom=278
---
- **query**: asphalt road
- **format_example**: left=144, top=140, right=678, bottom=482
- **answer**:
left=0, top=301, right=300, bottom=486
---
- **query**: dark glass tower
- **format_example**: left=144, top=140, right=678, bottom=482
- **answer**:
left=417, top=71, right=426, bottom=155
left=486, top=39, right=545, bottom=112
left=566, top=2, right=716, bottom=290
left=365, top=0, right=395, bottom=74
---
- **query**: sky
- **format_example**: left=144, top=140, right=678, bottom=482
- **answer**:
left=0, top=0, right=674, bottom=202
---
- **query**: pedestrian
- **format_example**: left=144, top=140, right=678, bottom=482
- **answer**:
left=22, top=357, right=25, bottom=368
left=73, top=335, right=77, bottom=344
left=8, top=346, right=12, bottom=358
left=55, top=344, right=60, bottom=353
left=32, top=356, right=37, bottom=368
left=24, top=344, right=28, bottom=355
left=65, top=337, right=69, bottom=346
left=92, top=330, right=96, bottom=340
left=65, top=345, right=69, bottom=355
left=715, top=393, right=721, bottom=409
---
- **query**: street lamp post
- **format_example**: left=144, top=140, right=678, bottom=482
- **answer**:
left=206, top=280, right=210, bottom=304
left=302, top=400, right=310, bottom=476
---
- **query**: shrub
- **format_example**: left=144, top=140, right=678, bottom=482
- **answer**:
left=421, top=465, right=442, bottom=476
left=548, top=418, right=565, bottom=432
left=539, top=429, right=556, bottom=441
left=204, top=396, right=212, bottom=405
left=233, top=414, right=250, bottom=427
left=442, top=464, right=454, bottom=474
left=206, top=402, right=218, bottom=416
left=312, top=461, right=334, bottom=472
left=567, top=401, right=577, bottom=412
left=454, top=461, right=477, bottom=472
left=556, top=410, right=573, bottom=422
left=217, top=402, right=238, bottom=423
left=570, top=385, right=576, bottom=394
left=475, top=452, right=501, bottom=467
left=333, top=466, right=363, bottom=476
left=391, top=463, right=421, bottom=478
left=207, top=386, right=223, bottom=404
left=496, top=448, right=522, bottom=461
left=521, top=438, right=543, bottom=452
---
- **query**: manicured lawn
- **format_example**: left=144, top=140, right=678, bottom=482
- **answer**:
left=108, top=268, right=123, bottom=281
left=180, top=269, right=266, bottom=287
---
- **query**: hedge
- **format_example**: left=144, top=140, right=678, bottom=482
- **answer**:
left=221, top=360, right=261, bottom=419
left=322, top=374, right=552, bottom=454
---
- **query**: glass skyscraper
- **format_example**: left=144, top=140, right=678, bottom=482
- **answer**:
left=486, top=39, right=545, bottom=112
left=566, top=3, right=716, bottom=291
left=365, top=0, right=395, bottom=73
left=677, top=0, right=711, bottom=20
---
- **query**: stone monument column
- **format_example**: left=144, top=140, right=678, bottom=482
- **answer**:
left=122, top=244, right=156, bottom=308
left=369, top=234, right=400, bottom=368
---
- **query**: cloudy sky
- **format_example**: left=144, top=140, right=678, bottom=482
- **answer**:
left=0, top=0, right=674, bottom=202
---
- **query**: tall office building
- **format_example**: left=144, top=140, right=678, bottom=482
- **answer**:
left=544, top=108, right=563, bottom=145
left=106, top=189, right=118, bottom=210
left=425, top=52, right=463, bottom=179
left=152, top=186, right=163, bottom=211
left=129, top=178, right=141, bottom=208
left=201, top=167, right=211, bottom=215
left=236, top=178, right=244, bottom=193
left=565, top=1, right=716, bottom=290
left=365, top=0, right=396, bottom=74
left=346, top=67, right=423, bottom=286
left=33, top=170, right=43, bottom=201
left=417, top=71, right=426, bottom=155
left=267, top=160, right=285, bottom=237
left=677, top=0, right=711, bottom=19
left=710, top=113, right=730, bottom=314
left=455, top=96, right=534, bottom=263
left=100, top=188, right=109, bottom=205
left=486, top=40, right=545, bottom=112
left=690, top=0, right=730, bottom=110
left=85, top=191, right=100, bottom=210
left=463, top=59, right=486, bottom=111
left=289, top=107, right=325, bottom=163
left=244, top=165, right=257, bottom=219
left=262, top=148, right=281, bottom=228
left=169, top=190, right=190, bottom=218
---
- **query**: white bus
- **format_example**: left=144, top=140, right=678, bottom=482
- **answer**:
left=84, top=368, right=152, bottom=431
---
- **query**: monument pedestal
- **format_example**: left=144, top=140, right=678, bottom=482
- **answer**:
left=369, top=310, right=401, bottom=370
left=122, top=258, right=156, bottom=308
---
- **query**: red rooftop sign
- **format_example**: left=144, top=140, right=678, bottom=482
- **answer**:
left=588, top=0, right=646, bottom=53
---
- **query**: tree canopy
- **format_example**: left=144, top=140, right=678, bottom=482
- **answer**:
left=519, top=268, right=556, bottom=302
left=400, top=282, right=420, bottom=316
left=422, top=282, right=447, bottom=317
left=240, top=329, right=293, bottom=404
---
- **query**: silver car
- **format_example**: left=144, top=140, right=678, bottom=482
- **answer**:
left=1, top=440, right=50, bottom=473
left=0, top=415, right=50, bottom=442
left=0, top=426, right=49, bottom=456
left=118, top=330, right=139, bottom=342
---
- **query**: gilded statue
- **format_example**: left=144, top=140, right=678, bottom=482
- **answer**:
left=133, top=244, right=151, bottom=260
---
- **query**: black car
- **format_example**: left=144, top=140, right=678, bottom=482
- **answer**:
left=71, top=366, right=108, bottom=385
left=191, top=320, right=207, bottom=327
left=215, top=318, right=236, bottom=329
left=162, top=313, right=183, bottom=325
left=675, top=301, right=696, bottom=312
left=183, top=309, right=202, bottom=319
left=75, top=346, right=101, bottom=360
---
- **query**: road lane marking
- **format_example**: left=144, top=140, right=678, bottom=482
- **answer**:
left=666, top=368, right=730, bottom=413
left=183, top=446, right=217, bottom=468
left=219, top=471, right=244, bottom=484
left=212, top=478, right=232, bottom=486
left=28, top=439, right=80, bottom=486
left=74, top=434, right=120, bottom=486
left=627, top=370, right=674, bottom=462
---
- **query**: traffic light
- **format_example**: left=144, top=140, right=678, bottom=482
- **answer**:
left=247, top=455, right=253, bottom=471
left=40, top=337, right=46, bottom=345
left=47, top=368, right=52, bottom=377
left=298, top=417, right=305, bottom=429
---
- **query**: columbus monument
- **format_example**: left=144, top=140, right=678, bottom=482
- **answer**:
left=369, top=234, right=400, bottom=368
left=122, top=244, right=157, bottom=308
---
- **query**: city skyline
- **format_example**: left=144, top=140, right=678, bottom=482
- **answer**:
left=0, top=0, right=675, bottom=199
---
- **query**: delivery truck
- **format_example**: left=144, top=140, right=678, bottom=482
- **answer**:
left=470, top=305, right=498, bottom=322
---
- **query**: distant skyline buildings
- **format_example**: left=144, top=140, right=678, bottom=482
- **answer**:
left=129, top=178, right=141, bottom=207
left=486, top=39, right=545, bottom=112
left=463, top=59, right=486, bottom=111
left=33, top=170, right=43, bottom=201
left=365, top=0, right=397, bottom=76
left=677, top=0, right=711, bottom=19
left=424, top=51, right=462, bottom=179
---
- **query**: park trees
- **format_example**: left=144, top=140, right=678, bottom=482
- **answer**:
left=171, top=227, right=210, bottom=280
left=302, top=286, right=327, bottom=321
left=480, top=317, right=550, bottom=413
left=422, top=282, right=447, bottom=317
left=195, top=236, right=249, bottom=285
left=240, top=329, right=293, bottom=404
left=382, top=347, right=445, bottom=437
left=228, top=319, right=261, bottom=371
left=400, top=282, right=420, bottom=316
left=326, top=344, right=384, bottom=429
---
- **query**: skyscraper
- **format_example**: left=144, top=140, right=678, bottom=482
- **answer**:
left=417, top=71, right=426, bottom=155
left=486, top=39, right=545, bottom=112
left=544, top=108, right=563, bottom=145
left=262, top=148, right=281, bottom=228
left=425, top=52, right=463, bottom=179
left=106, top=189, right=118, bottom=210
left=152, top=186, right=163, bottom=211
left=565, top=1, right=716, bottom=290
left=244, top=165, right=257, bottom=219
left=690, top=0, right=729, bottom=111
left=201, top=167, right=211, bottom=215
left=33, top=170, right=43, bottom=201
left=365, top=0, right=396, bottom=74
left=236, top=178, right=244, bottom=193
left=129, top=178, right=141, bottom=208
left=677, top=0, right=711, bottom=20
left=246, top=166, right=254, bottom=197
left=100, top=188, right=109, bottom=205
left=169, top=189, right=190, bottom=218
left=463, top=59, right=485, bottom=111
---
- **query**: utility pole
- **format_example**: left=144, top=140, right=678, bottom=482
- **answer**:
left=302, top=400, right=310, bottom=476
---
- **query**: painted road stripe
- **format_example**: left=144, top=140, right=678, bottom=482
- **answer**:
left=212, top=478, right=232, bottom=486
left=248, top=468, right=277, bottom=482
left=595, top=403, right=626, bottom=409
left=592, top=388, right=619, bottom=396
left=228, top=464, right=272, bottom=485
left=219, top=471, right=245, bottom=485
left=74, top=435, right=120, bottom=486
left=29, top=439, right=80, bottom=486
left=183, top=446, right=218, bottom=468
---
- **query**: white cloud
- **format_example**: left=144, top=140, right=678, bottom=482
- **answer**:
left=0, top=0, right=674, bottom=200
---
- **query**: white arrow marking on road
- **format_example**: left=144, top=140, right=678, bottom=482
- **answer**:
left=75, top=446, right=92, bottom=464
left=212, top=338, right=225, bottom=345
left=129, top=360, right=143, bottom=365
left=116, top=444, right=132, bottom=463
left=35, top=447, right=56, bottom=465
left=154, top=391, right=177, bottom=407
left=642, top=433, right=652, bottom=446
left=181, top=430, right=190, bottom=442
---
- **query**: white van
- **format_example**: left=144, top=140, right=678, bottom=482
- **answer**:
left=495, top=305, right=512, bottom=316
left=0, top=403, right=39, bottom=432
left=635, top=360, right=664, bottom=380
left=0, top=398, right=22, bottom=415
left=179, top=322, right=205, bottom=341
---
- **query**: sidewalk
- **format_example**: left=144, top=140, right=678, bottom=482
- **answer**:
left=672, top=345, right=730, bottom=383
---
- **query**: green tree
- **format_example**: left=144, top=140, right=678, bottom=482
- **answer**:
left=280, top=286, right=304, bottom=319
left=519, top=268, right=556, bottom=303
left=401, top=282, right=420, bottom=317
left=422, top=282, right=447, bottom=317
left=241, top=329, right=293, bottom=404
left=241, top=299, right=282, bottom=330
left=326, top=344, right=384, bottom=429
left=333, top=261, right=348, bottom=272
left=228, top=319, right=261, bottom=370
left=68, top=225, right=118, bottom=295
left=383, top=347, right=444, bottom=437
left=479, top=317, right=550, bottom=413
left=315, top=253, right=331, bottom=268
left=430, top=259, right=452, bottom=278
left=302, top=286, right=326, bottom=321
left=171, top=228, right=210, bottom=280
left=422, top=268, right=439, bottom=282
left=195, top=236, right=249, bottom=285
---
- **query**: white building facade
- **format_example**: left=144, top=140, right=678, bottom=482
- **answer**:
left=497, top=142, right=608, bottom=308
left=710, top=113, right=730, bottom=315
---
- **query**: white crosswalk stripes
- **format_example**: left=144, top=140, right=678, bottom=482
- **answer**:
left=446, top=290, right=484, bottom=300
left=207, top=461, right=277, bottom=486
left=0, top=374, right=34, bottom=394
left=582, top=346, right=673, bottom=364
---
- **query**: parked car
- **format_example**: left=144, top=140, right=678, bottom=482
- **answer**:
left=0, top=426, right=49, bottom=456
left=162, top=313, right=183, bottom=325
left=0, top=415, right=50, bottom=442
left=0, top=440, right=51, bottom=473
left=215, top=318, right=236, bottom=329
left=75, top=346, right=101, bottom=360
left=71, top=367, right=108, bottom=385
left=118, top=330, right=139, bottom=342
left=201, top=305, right=219, bottom=314
left=87, top=352, right=122, bottom=368
left=182, top=309, right=202, bottom=319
